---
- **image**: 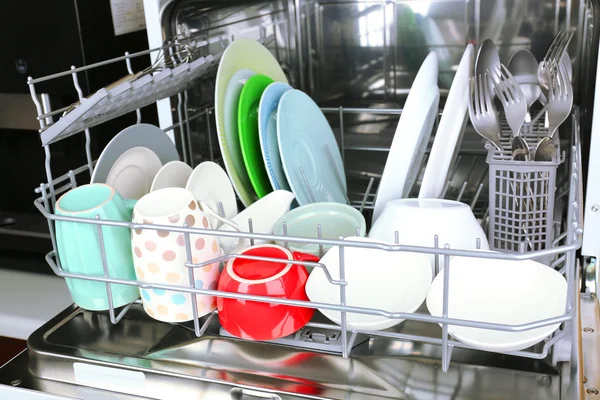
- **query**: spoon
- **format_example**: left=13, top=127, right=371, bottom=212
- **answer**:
left=475, top=39, right=500, bottom=97
left=507, top=50, right=541, bottom=113
left=533, top=137, right=555, bottom=222
left=511, top=136, right=530, bottom=161
left=534, top=137, right=555, bottom=162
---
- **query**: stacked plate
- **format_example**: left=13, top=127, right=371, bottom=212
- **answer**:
left=214, top=38, right=347, bottom=207
left=90, top=124, right=180, bottom=200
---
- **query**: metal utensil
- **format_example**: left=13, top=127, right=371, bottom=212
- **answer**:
left=562, top=51, right=573, bottom=81
left=488, top=64, right=528, bottom=136
left=507, top=49, right=541, bottom=110
left=488, top=64, right=529, bottom=161
left=534, top=137, right=556, bottom=162
left=475, top=39, right=501, bottom=97
left=533, top=137, right=556, bottom=229
left=468, top=73, right=533, bottom=250
left=537, top=30, right=574, bottom=98
left=469, top=73, right=534, bottom=249
left=538, top=52, right=571, bottom=106
left=468, top=73, right=502, bottom=151
left=547, top=60, right=573, bottom=139
left=511, top=136, right=530, bottom=161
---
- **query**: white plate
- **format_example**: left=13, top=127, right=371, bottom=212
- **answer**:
left=372, top=52, right=440, bottom=223
left=277, top=89, right=347, bottom=205
left=306, top=237, right=432, bottom=331
left=151, top=161, right=193, bottom=192
left=426, top=255, right=566, bottom=352
left=186, top=161, right=238, bottom=229
left=419, top=45, right=474, bottom=199
left=105, top=147, right=162, bottom=200
left=91, top=123, right=179, bottom=184
left=258, top=82, right=293, bottom=191
left=215, top=38, right=288, bottom=207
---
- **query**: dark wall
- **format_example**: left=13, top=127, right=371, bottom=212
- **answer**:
left=0, top=0, right=158, bottom=215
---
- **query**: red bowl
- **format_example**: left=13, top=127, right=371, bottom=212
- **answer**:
left=217, top=244, right=316, bottom=340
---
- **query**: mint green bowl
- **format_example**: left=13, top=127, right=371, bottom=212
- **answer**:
left=272, top=202, right=366, bottom=257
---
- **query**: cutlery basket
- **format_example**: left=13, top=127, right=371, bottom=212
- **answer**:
left=486, top=115, right=563, bottom=262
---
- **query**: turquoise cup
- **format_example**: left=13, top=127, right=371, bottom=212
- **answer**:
left=55, top=183, right=140, bottom=310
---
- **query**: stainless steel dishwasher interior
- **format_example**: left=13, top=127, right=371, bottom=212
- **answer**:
left=161, top=0, right=591, bottom=213
left=0, top=0, right=595, bottom=399
left=15, top=304, right=567, bottom=399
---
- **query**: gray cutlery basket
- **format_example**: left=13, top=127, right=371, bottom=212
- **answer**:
left=486, top=118, right=562, bottom=263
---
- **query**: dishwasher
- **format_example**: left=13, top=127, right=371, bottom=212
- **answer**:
left=1, top=0, right=599, bottom=399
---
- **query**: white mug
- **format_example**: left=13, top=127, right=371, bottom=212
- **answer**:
left=132, top=187, right=224, bottom=322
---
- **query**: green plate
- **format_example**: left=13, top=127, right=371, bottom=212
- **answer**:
left=238, top=74, right=275, bottom=198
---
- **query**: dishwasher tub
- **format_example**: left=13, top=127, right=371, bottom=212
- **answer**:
left=0, top=0, right=597, bottom=398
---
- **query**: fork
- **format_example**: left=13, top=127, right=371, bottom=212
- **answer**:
left=538, top=30, right=574, bottom=98
left=468, top=73, right=502, bottom=151
left=547, top=60, right=574, bottom=139
left=488, top=64, right=530, bottom=161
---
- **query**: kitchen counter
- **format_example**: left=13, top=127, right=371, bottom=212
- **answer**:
left=0, top=268, right=72, bottom=340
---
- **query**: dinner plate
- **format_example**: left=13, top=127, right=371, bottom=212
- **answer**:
left=150, top=161, right=193, bottom=192
left=238, top=74, right=275, bottom=198
left=91, top=123, right=179, bottom=185
left=277, top=89, right=347, bottom=205
left=223, top=69, right=256, bottom=202
left=419, top=15, right=463, bottom=89
left=419, top=44, right=473, bottom=199
left=215, top=38, right=288, bottom=207
left=186, top=161, right=238, bottom=229
left=372, top=52, right=439, bottom=223
left=258, top=82, right=293, bottom=191
left=105, top=147, right=162, bottom=200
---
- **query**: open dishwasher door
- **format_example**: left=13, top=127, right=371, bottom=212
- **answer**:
left=0, top=0, right=597, bottom=398
left=581, top=7, right=600, bottom=400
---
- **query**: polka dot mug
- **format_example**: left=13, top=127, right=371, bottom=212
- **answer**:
left=132, top=187, right=226, bottom=323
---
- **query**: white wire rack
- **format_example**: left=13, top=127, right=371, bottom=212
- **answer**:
left=26, top=36, right=583, bottom=373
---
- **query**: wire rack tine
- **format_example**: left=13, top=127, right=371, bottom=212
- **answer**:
left=441, top=245, right=451, bottom=372
left=184, top=224, right=201, bottom=336
left=338, top=236, right=348, bottom=358
left=317, top=224, right=324, bottom=258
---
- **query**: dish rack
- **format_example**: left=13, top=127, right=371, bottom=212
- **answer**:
left=25, top=33, right=583, bottom=384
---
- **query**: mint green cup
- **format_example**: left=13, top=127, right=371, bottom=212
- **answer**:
left=55, top=183, right=140, bottom=310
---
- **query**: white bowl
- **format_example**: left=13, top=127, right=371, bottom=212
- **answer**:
left=305, top=237, right=432, bottom=331
left=426, top=254, right=567, bottom=352
left=368, top=199, right=489, bottom=267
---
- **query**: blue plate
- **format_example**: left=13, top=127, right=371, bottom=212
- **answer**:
left=258, top=82, right=293, bottom=191
left=277, top=90, right=347, bottom=205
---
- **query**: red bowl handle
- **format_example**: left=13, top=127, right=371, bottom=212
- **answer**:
left=292, top=251, right=320, bottom=263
